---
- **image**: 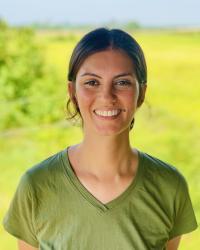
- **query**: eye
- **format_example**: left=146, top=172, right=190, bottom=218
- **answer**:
left=116, top=80, right=131, bottom=86
left=84, top=80, right=99, bottom=86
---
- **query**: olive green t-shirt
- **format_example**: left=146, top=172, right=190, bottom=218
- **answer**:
left=3, top=147, right=198, bottom=250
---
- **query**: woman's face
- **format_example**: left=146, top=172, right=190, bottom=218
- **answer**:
left=68, top=49, right=146, bottom=136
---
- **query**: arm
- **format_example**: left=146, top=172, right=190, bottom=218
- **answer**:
left=166, top=236, right=181, bottom=250
left=18, top=240, right=38, bottom=250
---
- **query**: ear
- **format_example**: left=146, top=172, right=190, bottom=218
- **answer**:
left=137, top=84, right=147, bottom=108
left=68, top=81, right=77, bottom=104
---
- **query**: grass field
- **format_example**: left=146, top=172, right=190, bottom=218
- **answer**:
left=0, top=29, right=199, bottom=249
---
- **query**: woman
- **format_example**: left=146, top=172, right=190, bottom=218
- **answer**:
left=3, top=28, right=198, bottom=250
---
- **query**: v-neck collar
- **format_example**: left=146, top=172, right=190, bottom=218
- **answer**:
left=60, top=146, right=144, bottom=213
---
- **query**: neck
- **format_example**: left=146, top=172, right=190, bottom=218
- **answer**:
left=70, top=131, right=137, bottom=179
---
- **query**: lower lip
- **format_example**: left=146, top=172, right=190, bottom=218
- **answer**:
left=94, top=111, right=121, bottom=120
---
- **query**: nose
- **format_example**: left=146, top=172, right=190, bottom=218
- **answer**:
left=100, top=85, right=117, bottom=104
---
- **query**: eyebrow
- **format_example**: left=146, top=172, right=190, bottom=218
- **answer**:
left=80, top=72, right=135, bottom=79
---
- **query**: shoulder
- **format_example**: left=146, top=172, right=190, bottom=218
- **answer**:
left=141, top=151, right=185, bottom=180
left=138, top=151, right=192, bottom=218
left=140, top=151, right=188, bottom=193
left=19, top=149, right=64, bottom=191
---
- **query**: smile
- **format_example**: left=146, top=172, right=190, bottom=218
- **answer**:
left=94, top=109, right=121, bottom=117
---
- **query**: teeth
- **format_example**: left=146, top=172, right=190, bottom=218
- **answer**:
left=95, top=109, right=120, bottom=117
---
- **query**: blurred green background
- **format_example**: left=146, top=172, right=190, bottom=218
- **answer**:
left=0, top=21, right=199, bottom=249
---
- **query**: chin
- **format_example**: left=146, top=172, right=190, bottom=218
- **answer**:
left=93, top=125, right=129, bottom=136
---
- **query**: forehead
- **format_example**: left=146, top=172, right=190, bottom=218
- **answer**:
left=77, top=49, right=135, bottom=75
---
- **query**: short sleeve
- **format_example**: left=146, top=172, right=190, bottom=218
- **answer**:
left=169, top=174, right=198, bottom=239
left=2, top=172, right=39, bottom=247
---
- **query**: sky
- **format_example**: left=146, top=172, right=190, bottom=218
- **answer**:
left=0, top=0, right=200, bottom=27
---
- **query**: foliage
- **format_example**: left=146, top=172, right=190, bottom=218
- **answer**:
left=0, top=21, right=61, bottom=130
left=124, top=21, right=141, bottom=30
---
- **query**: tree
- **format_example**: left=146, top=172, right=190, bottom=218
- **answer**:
left=0, top=20, right=59, bottom=130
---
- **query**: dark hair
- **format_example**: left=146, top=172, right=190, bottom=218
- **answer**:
left=65, top=27, right=147, bottom=130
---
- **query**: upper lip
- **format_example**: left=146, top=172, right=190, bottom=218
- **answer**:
left=94, top=108, right=121, bottom=112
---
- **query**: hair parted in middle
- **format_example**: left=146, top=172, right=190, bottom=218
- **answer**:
left=66, top=27, right=147, bottom=131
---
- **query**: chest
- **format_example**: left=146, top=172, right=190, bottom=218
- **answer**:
left=35, top=188, right=171, bottom=250
left=75, top=173, right=135, bottom=204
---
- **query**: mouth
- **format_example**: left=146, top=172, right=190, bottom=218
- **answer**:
left=93, top=109, right=125, bottom=118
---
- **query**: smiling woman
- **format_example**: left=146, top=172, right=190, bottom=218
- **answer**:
left=67, top=48, right=144, bottom=136
left=2, top=27, right=198, bottom=250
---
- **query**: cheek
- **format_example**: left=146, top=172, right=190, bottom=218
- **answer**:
left=122, top=90, right=139, bottom=106
left=77, top=89, right=94, bottom=107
